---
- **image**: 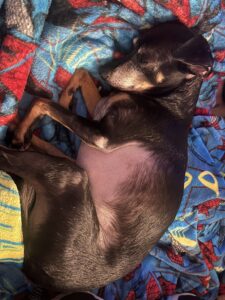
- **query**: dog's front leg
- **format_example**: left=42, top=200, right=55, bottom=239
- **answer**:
left=13, top=98, right=106, bottom=149
left=59, top=68, right=101, bottom=117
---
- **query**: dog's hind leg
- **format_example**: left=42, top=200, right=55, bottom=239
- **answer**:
left=0, top=146, right=78, bottom=185
left=0, top=146, right=85, bottom=222
left=0, top=145, right=102, bottom=291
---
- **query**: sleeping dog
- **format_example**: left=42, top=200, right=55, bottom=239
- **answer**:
left=0, top=21, right=212, bottom=292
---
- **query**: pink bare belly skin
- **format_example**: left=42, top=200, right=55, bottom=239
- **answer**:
left=76, top=142, right=153, bottom=205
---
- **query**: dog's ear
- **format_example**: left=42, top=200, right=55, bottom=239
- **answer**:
left=133, top=25, right=153, bottom=47
left=173, top=35, right=213, bottom=77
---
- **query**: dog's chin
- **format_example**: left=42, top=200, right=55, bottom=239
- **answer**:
left=105, top=77, right=188, bottom=95
left=103, top=72, right=154, bottom=93
left=107, top=84, right=172, bottom=95
left=105, top=81, right=155, bottom=94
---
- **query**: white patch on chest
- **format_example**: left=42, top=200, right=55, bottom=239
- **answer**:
left=94, top=136, right=108, bottom=149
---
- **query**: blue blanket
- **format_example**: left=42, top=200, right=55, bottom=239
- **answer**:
left=0, top=1, right=225, bottom=299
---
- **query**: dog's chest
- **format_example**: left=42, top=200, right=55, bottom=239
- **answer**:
left=76, top=143, right=151, bottom=204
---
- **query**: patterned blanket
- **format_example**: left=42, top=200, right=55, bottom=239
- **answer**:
left=0, top=0, right=225, bottom=299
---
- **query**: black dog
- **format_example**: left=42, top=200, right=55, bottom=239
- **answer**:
left=0, top=21, right=212, bottom=293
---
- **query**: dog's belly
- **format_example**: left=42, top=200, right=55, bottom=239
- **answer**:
left=76, top=142, right=152, bottom=205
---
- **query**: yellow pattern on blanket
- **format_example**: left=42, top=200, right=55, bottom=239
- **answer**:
left=0, top=171, right=23, bottom=263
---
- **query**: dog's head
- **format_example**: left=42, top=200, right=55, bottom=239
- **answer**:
left=101, top=21, right=213, bottom=94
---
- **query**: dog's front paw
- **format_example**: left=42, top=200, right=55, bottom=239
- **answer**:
left=11, top=128, right=32, bottom=151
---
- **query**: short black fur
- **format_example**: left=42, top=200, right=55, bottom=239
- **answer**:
left=0, top=21, right=212, bottom=293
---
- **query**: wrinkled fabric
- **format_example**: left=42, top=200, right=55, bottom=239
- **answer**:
left=0, top=1, right=224, bottom=299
